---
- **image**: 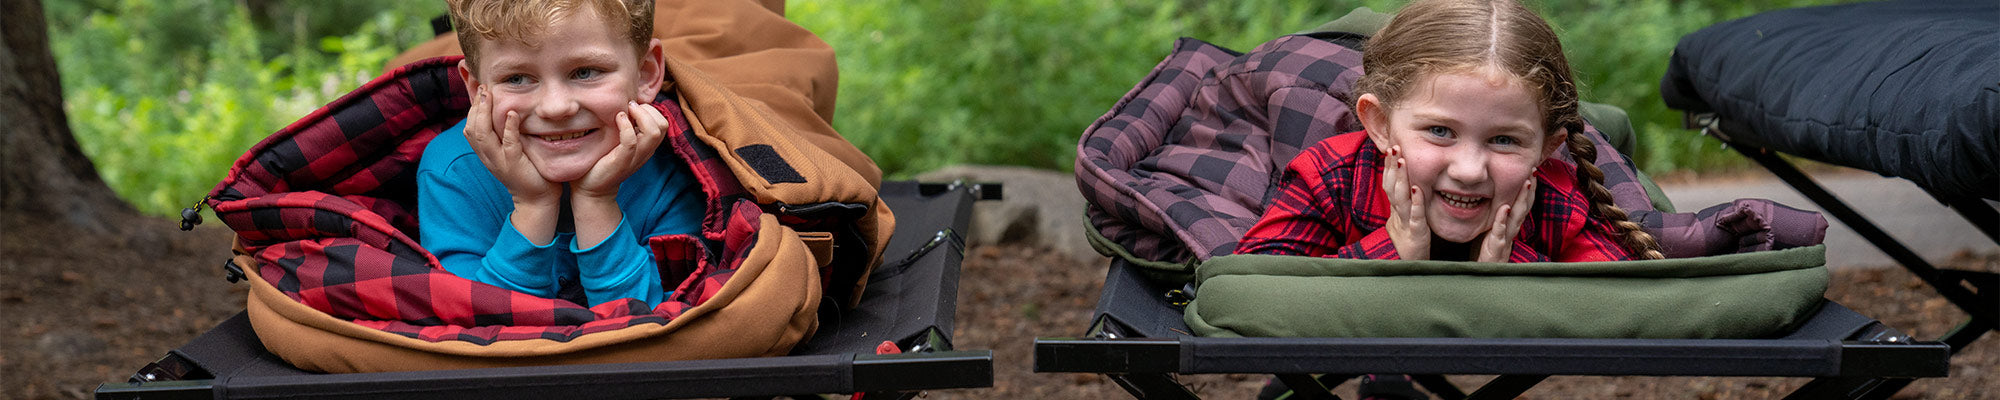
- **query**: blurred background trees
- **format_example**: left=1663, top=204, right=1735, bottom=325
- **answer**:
left=42, top=0, right=1854, bottom=217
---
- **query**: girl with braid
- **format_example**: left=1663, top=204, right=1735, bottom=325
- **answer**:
left=1237, top=0, right=1663, bottom=262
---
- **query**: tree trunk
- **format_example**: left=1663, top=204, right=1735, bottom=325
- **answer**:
left=1, top=0, right=140, bottom=233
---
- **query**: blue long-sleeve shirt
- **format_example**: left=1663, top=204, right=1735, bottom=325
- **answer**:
left=417, top=120, right=705, bottom=308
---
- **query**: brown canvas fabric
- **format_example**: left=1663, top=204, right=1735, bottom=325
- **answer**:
left=665, top=52, right=896, bottom=306
left=245, top=214, right=823, bottom=373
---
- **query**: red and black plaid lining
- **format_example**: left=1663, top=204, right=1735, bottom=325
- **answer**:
left=206, top=56, right=776, bottom=345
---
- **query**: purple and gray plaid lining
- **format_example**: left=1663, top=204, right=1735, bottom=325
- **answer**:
left=1076, top=35, right=1825, bottom=263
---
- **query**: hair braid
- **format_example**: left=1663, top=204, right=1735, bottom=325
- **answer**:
left=1565, top=131, right=1665, bottom=260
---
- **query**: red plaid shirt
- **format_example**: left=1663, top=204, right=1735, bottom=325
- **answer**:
left=1236, top=131, right=1634, bottom=262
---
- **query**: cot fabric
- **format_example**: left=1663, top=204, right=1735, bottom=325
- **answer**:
left=1236, top=131, right=1634, bottom=262
left=1076, top=34, right=1828, bottom=269
left=1186, top=245, right=1831, bottom=339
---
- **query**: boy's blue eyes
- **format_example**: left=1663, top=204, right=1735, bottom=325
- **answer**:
left=496, top=68, right=605, bottom=85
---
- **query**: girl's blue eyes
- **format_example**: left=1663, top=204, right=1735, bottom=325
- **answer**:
left=1424, top=125, right=1523, bottom=147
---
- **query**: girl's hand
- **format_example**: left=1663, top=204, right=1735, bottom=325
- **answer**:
left=1381, top=146, right=1431, bottom=260
left=1476, top=179, right=1536, bottom=263
left=466, top=88, right=561, bottom=207
left=574, top=101, right=668, bottom=201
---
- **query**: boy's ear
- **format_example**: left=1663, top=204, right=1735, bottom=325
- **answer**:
left=457, top=59, right=481, bottom=97
left=1356, top=93, right=1392, bottom=152
left=635, top=38, right=667, bottom=101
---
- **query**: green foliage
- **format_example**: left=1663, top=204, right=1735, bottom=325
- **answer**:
left=1537, top=0, right=1863, bottom=172
left=792, top=0, right=1853, bottom=178
left=46, top=0, right=443, bottom=216
left=790, top=0, right=1358, bottom=176
left=49, top=0, right=1861, bottom=216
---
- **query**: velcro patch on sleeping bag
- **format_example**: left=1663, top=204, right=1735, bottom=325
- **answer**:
left=735, top=144, right=807, bottom=184
left=1185, top=245, right=1829, bottom=339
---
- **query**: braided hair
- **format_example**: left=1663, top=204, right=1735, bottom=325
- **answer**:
left=1356, top=0, right=1662, bottom=259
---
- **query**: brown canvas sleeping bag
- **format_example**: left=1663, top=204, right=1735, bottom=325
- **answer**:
left=207, top=48, right=889, bottom=373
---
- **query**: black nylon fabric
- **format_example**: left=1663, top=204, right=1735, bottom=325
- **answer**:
left=1661, top=0, right=2000, bottom=200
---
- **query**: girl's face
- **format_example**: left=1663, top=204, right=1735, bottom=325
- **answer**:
left=1360, top=69, right=1567, bottom=243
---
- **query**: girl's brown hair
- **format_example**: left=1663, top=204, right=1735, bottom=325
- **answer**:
left=446, top=0, right=655, bottom=73
left=1356, top=0, right=1663, bottom=259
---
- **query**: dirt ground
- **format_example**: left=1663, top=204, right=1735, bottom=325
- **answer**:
left=1, top=213, right=1994, bottom=399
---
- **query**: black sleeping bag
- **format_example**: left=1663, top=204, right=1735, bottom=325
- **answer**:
left=1660, top=0, right=1999, bottom=200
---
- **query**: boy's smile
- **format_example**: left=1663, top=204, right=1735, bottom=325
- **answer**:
left=464, top=6, right=661, bottom=184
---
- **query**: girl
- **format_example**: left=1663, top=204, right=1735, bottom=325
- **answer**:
left=1235, top=0, right=1664, bottom=262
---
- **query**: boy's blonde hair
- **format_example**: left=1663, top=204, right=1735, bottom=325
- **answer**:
left=446, top=0, right=655, bottom=73
left=1358, top=0, right=1664, bottom=259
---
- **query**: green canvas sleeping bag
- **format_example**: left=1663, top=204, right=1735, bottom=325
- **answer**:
left=1185, top=245, right=1829, bottom=339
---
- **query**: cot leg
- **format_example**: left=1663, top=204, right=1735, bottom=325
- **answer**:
left=1934, top=193, right=2000, bottom=245
left=1108, top=373, right=1199, bottom=400
left=1785, top=377, right=1914, bottom=400
left=1463, top=375, right=1544, bottom=400
left=1715, top=128, right=1998, bottom=347
left=1410, top=374, right=1466, bottom=400
left=1276, top=374, right=1335, bottom=400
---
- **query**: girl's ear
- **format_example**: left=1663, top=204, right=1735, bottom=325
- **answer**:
left=1545, top=126, right=1571, bottom=159
left=1356, top=93, right=1392, bottom=152
left=635, top=38, right=667, bottom=101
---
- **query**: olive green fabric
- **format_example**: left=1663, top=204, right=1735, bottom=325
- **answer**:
left=1186, top=245, right=1828, bottom=339
left=1085, top=217, right=1199, bottom=282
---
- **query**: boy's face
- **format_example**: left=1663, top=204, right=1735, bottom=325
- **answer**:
left=460, top=7, right=664, bottom=184
left=1362, top=69, right=1567, bottom=244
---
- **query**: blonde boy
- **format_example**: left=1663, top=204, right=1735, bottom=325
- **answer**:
left=418, top=0, right=703, bottom=308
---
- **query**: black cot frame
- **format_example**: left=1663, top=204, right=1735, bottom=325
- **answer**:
left=1033, top=257, right=1952, bottom=400
left=1685, top=113, right=2000, bottom=394
left=96, top=181, right=1001, bottom=400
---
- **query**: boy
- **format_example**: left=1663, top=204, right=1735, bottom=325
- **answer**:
left=418, top=0, right=702, bottom=308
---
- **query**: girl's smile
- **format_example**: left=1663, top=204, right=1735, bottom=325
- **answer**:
left=1365, top=68, right=1566, bottom=244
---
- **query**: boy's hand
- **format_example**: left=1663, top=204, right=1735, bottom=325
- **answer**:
left=467, top=88, right=560, bottom=245
left=466, top=88, right=561, bottom=207
left=1476, top=179, right=1535, bottom=263
left=574, top=101, right=668, bottom=200
left=1382, top=145, right=1431, bottom=260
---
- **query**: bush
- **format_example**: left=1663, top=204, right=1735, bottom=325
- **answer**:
left=46, top=0, right=442, bottom=216
left=51, top=0, right=1858, bottom=216
left=791, top=0, right=1856, bottom=178
left=791, top=0, right=1356, bottom=177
